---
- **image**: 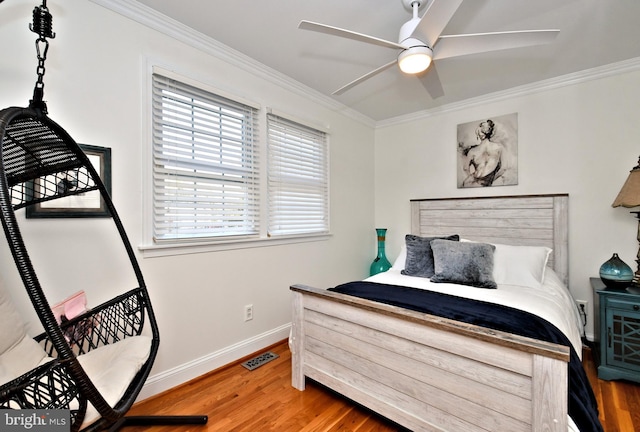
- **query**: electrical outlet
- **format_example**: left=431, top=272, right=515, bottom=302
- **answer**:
left=575, top=300, right=588, bottom=313
left=575, top=300, right=588, bottom=330
left=244, top=304, right=253, bottom=322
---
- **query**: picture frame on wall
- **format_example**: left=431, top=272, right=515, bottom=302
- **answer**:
left=456, top=112, right=518, bottom=188
left=26, top=144, right=112, bottom=218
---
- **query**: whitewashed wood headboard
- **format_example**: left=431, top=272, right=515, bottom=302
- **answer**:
left=410, top=194, right=569, bottom=287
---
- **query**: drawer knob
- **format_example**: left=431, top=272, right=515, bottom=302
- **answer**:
left=635, top=305, right=640, bottom=311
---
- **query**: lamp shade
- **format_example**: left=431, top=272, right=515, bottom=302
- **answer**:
left=613, top=157, right=640, bottom=208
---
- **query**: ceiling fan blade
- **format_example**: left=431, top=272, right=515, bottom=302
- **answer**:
left=299, top=20, right=407, bottom=50
left=411, top=0, right=464, bottom=47
left=433, top=29, right=560, bottom=60
left=333, top=60, right=398, bottom=95
left=418, top=64, right=444, bottom=99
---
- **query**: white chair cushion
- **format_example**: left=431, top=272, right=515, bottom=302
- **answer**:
left=0, top=283, right=49, bottom=386
left=0, top=283, right=152, bottom=429
left=0, top=334, right=50, bottom=386
left=0, top=283, right=30, bottom=355
left=78, top=335, right=152, bottom=428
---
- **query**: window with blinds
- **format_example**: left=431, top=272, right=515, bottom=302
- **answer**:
left=267, top=113, right=329, bottom=237
left=152, top=73, right=259, bottom=241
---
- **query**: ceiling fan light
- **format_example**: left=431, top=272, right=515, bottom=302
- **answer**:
left=398, top=46, right=433, bottom=74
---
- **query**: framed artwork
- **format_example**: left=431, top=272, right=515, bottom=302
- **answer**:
left=26, top=144, right=112, bottom=218
left=456, top=113, right=518, bottom=188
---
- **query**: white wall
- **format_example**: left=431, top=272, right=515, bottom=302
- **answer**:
left=3, top=0, right=637, bottom=399
left=0, top=0, right=376, bottom=397
left=374, top=64, right=640, bottom=340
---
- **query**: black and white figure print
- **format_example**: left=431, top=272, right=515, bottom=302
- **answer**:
left=457, top=113, right=518, bottom=188
left=56, top=169, right=80, bottom=195
left=27, top=144, right=112, bottom=218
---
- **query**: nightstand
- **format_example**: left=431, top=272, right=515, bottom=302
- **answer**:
left=592, top=277, right=640, bottom=383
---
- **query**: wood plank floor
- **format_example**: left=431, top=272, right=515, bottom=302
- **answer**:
left=583, top=347, right=640, bottom=432
left=125, top=341, right=640, bottom=431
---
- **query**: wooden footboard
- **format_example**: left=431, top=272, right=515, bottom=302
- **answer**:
left=290, top=284, right=570, bottom=432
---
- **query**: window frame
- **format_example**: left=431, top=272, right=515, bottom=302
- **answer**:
left=151, top=72, right=260, bottom=243
left=140, top=66, right=330, bottom=258
left=267, top=110, right=330, bottom=238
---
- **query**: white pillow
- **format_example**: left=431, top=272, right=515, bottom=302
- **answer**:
left=391, top=245, right=406, bottom=270
left=461, top=239, right=551, bottom=288
left=492, top=242, right=552, bottom=288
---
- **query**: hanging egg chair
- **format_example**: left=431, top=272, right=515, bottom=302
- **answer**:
left=0, top=2, right=207, bottom=431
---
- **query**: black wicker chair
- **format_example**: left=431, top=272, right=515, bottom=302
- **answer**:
left=0, top=106, right=208, bottom=431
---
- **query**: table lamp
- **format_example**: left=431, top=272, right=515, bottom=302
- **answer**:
left=612, top=156, right=640, bottom=289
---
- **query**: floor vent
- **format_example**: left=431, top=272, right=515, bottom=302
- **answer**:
left=241, top=351, right=279, bottom=371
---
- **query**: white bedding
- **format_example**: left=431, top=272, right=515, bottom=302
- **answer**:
left=366, top=266, right=583, bottom=358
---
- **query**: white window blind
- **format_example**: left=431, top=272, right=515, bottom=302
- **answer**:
left=152, top=73, right=259, bottom=241
left=267, top=113, right=329, bottom=236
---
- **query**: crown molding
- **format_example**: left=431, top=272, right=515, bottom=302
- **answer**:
left=377, top=56, right=640, bottom=128
left=89, top=1, right=640, bottom=131
left=89, top=0, right=376, bottom=128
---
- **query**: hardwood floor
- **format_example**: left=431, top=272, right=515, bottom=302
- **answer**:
left=126, top=341, right=401, bottom=432
left=583, top=347, right=640, bottom=432
left=126, top=341, right=640, bottom=431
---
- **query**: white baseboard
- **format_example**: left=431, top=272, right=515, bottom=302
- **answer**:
left=137, top=323, right=291, bottom=401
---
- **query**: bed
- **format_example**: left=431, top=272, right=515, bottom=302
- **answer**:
left=290, top=194, right=602, bottom=432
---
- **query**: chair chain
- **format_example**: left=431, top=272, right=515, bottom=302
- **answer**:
left=29, top=0, right=55, bottom=113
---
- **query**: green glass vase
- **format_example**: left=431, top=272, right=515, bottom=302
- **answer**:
left=370, top=228, right=392, bottom=276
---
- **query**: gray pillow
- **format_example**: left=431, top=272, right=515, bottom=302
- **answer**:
left=430, top=239, right=497, bottom=289
left=401, top=234, right=460, bottom=278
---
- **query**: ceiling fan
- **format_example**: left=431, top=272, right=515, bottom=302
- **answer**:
left=299, top=0, right=559, bottom=98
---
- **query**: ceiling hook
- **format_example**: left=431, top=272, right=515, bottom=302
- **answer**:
left=30, top=1, right=56, bottom=40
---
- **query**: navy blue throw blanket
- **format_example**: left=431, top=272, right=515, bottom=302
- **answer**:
left=330, top=281, right=603, bottom=432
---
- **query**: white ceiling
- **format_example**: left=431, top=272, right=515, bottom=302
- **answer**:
left=133, top=0, right=640, bottom=122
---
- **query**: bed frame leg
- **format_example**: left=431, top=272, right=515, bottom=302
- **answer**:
left=291, top=289, right=306, bottom=390
left=532, top=354, right=567, bottom=431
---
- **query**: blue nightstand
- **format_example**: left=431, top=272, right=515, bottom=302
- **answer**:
left=592, top=277, right=640, bottom=383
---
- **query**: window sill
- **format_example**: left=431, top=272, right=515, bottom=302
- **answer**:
left=138, top=233, right=331, bottom=258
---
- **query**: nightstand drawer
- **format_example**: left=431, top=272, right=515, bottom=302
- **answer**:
left=607, top=297, right=640, bottom=312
